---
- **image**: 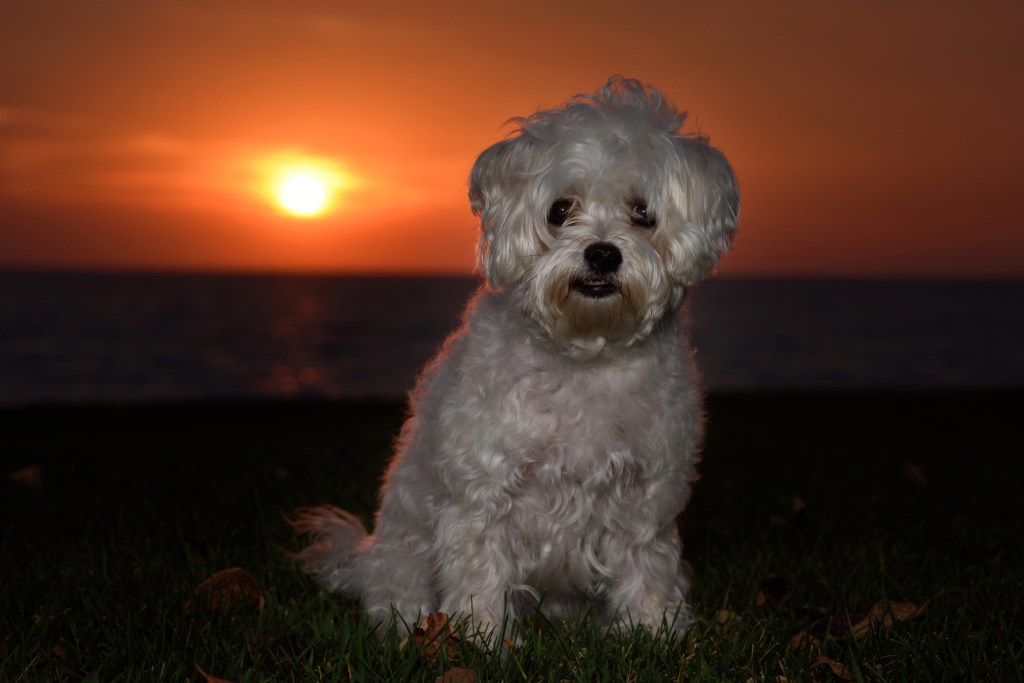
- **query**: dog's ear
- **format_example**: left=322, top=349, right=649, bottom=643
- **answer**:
left=663, top=136, right=740, bottom=284
left=469, top=138, right=515, bottom=218
left=469, top=136, right=541, bottom=289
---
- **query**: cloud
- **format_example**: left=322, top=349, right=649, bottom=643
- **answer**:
left=0, top=110, right=214, bottom=208
left=2, top=0, right=1021, bottom=276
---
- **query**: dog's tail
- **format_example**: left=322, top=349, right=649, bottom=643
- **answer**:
left=286, top=505, right=368, bottom=597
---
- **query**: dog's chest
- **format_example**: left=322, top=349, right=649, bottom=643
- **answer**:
left=499, top=363, right=663, bottom=564
left=498, top=350, right=671, bottom=486
left=508, top=433, right=648, bottom=589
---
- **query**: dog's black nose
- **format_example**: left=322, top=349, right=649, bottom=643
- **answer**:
left=584, top=242, right=622, bottom=275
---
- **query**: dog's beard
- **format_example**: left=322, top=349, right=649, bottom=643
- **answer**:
left=558, top=276, right=637, bottom=338
left=523, top=229, right=678, bottom=355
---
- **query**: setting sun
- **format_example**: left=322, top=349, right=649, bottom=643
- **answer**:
left=259, top=153, right=350, bottom=220
left=278, top=172, right=328, bottom=217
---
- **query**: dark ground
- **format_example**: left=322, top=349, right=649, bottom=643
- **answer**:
left=1, top=391, right=1021, bottom=681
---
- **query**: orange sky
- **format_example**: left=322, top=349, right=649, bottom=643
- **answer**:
left=1, top=0, right=1022, bottom=277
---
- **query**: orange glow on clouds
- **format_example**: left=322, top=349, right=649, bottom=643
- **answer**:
left=0, top=1, right=1022, bottom=277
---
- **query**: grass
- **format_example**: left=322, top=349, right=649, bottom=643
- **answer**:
left=1, top=393, right=1021, bottom=682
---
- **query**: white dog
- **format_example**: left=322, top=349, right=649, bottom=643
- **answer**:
left=291, top=77, right=739, bottom=639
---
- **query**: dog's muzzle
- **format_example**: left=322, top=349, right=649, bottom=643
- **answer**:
left=573, top=242, right=622, bottom=299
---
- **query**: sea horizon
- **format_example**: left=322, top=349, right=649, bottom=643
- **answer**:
left=3, top=263, right=1022, bottom=282
left=2, top=271, right=1021, bottom=406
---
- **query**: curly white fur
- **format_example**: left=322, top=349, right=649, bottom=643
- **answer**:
left=291, top=77, right=739, bottom=639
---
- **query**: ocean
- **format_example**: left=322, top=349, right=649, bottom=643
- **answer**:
left=1, top=272, right=1021, bottom=405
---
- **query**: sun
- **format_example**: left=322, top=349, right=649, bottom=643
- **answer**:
left=259, top=153, right=350, bottom=220
left=278, top=172, right=329, bottom=217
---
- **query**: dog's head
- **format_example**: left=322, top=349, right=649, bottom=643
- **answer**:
left=469, top=77, right=739, bottom=353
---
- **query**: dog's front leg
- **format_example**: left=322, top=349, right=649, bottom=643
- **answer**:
left=604, top=523, right=691, bottom=634
left=432, top=503, right=518, bottom=642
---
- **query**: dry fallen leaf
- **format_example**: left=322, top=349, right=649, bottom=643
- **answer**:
left=195, top=664, right=236, bottom=683
left=249, top=633, right=299, bottom=676
left=902, top=462, right=928, bottom=488
left=887, top=601, right=926, bottom=622
left=811, top=654, right=855, bottom=682
left=768, top=495, right=808, bottom=532
left=805, top=600, right=926, bottom=645
left=7, top=465, right=43, bottom=491
left=435, top=667, right=478, bottom=683
left=809, top=613, right=866, bottom=640
left=851, top=601, right=925, bottom=640
left=401, top=612, right=461, bottom=663
left=755, top=577, right=790, bottom=608
left=714, top=609, right=745, bottom=638
left=715, top=609, right=744, bottom=626
left=185, top=567, right=264, bottom=614
left=788, top=629, right=820, bottom=651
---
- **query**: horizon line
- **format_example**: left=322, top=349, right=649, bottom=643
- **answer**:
left=1, top=265, right=1021, bottom=283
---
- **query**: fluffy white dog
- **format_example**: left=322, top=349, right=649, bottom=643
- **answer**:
left=291, top=77, right=739, bottom=639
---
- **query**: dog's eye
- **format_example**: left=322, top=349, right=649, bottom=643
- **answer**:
left=630, top=202, right=656, bottom=229
left=547, top=198, right=574, bottom=227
